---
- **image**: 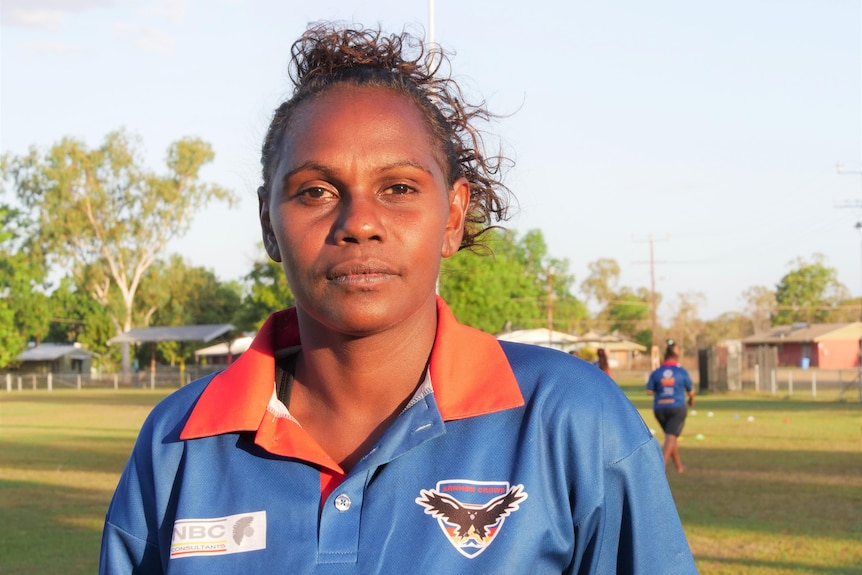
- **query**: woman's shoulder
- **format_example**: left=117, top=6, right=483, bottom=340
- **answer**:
left=137, top=375, right=216, bottom=439
left=499, top=342, right=641, bottom=417
left=498, top=341, right=653, bottom=458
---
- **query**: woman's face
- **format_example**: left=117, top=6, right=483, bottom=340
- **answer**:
left=259, top=85, right=469, bottom=337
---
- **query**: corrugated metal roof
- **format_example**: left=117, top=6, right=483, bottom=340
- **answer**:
left=577, top=330, right=648, bottom=352
left=17, top=343, right=96, bottom=362
left=108, top=324, right=234, bottom=344
left=742, top=322, right=862, bottom=344
left=194, top=336, right=254, bottom=357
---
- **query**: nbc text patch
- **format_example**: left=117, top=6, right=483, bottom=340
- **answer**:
left=170, top=511, right=266, bottom=559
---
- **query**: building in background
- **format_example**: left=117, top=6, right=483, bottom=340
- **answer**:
left=741, top=322, right=862, bottom=369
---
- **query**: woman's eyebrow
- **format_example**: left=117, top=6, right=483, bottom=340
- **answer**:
left=283, top=159, right=434, bottom=185
left=281, top=161, right=334, bottom=184
left=373, top=159, right=434, bottom=176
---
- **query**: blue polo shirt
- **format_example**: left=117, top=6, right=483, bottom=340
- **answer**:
left=100, top=298, right=697, bottom=574
left=647, top=362, right=693, bottom=410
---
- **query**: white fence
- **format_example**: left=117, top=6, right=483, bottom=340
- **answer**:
left=2, top=365, right=221, bottom=392
left=741, top=366, right=862, bottom=400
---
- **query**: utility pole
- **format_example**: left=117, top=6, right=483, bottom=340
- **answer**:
left=634, top=234, right=668, bottom=369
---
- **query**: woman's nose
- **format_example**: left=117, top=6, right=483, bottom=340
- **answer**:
left=332, top=195, right=385, bottom=244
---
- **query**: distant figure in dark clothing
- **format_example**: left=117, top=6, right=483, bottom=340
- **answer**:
left=595, top=348, right=612, bottom=378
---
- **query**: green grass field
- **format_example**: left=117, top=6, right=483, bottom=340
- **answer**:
left=1, top=384, right=861, bottom=574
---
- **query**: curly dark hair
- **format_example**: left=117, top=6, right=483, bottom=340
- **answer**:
left=260, top=23, right=511, bottom=250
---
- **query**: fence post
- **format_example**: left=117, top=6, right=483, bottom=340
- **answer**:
left=150, top=371, right=155, bottom=391
left=838, top=370, right=843, bottom=399
left=114, top=373, right=118, bottom=390
left=32, top=375, right=37, bottom=390
left=770, top=369, right=776, bottom=395
left=788, top=370, right=793, bottom=396
left=754, top=364, right=760, bottom=391
left=6, top=373, right=11, bottom=393
left=17, top=376, right=22, bottom=391
left=77, top=374, right=82, bottom=391
left=812, top=370, right=817, bottom=398
left=47, top=373, right=52, bottom=392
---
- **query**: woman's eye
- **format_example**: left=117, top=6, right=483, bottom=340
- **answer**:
left=301, top=186, right=334, bottom=199
left=389, top=184, right=413, bottom=195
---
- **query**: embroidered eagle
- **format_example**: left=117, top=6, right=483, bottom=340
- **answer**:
left=415, top=484, right=528, bottom=542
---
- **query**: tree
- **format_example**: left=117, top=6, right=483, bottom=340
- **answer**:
left=236, top=253, right=295, bottom=332
left=46, top=276, right=118, bottom=369
left=607, top=287, right=653, bottom=349
left=699, top=312, right=754, bottom=348
left=774, top=255, right=849, bottom=325
left=0, top=202, right=51, bottom=367
left=439, top=229, right=586, bottom=334
left=667, top=291, right=706, bottom=355
left=3, top=130, right=237, bottom=373
left=580, top=258, right=620, bottom=311
left=143, top=255, right=243, bottom=366
left=740, top=285, right=776, bottom=333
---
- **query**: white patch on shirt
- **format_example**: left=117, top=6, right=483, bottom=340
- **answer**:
left=170, top=511, right=266, bottom=559
left=265, top=387, right=300, bottom=424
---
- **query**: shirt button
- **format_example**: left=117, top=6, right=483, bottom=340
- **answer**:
left=334, top=494, right=351, bottom=512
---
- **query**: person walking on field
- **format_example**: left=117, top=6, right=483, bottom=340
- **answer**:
left=647, top=339, right=695, bottom=473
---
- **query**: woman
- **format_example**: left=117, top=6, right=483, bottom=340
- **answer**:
left=100, top=24, right=696, bottom=574
left=647, top=339, right=696, bottom=473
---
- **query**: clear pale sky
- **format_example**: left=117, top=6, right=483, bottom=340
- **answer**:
left=2, top=0, right=861, bottom=323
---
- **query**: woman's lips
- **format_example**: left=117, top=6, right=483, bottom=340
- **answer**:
left=326, top=262, right=398, bottom=286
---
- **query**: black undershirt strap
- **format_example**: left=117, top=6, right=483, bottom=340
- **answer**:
left=275, top=353, right=297, bottom=408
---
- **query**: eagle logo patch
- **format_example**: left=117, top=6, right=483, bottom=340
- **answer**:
left=415, top=480, right=528, bottom=558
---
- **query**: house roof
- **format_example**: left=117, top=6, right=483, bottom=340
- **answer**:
left=577, top=330, right=647, bottom=352
left=108, top=324, right=234, bottom=345
left=194, top=336, right=254, bottom=357
left=496, top=328, right=580, bottom=348
left=17, top=343, right=96, bottom=362
left=742, top=322, right=862, bottom=344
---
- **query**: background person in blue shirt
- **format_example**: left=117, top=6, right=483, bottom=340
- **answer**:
left=100, top=23, right=698, bottom=573
left=647, top=339, right=696, bottom=473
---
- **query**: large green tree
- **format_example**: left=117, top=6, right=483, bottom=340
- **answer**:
left=46, top=276, right=117, bottom=369
left=439, top=229, right=586, bottom=334
left=774, top=255, right=849, bottom=325
left=606, top=287, right=654, bottom=349
left=235, top=254, right=295, bottom=332
left=3, top=130, right=236, bottom=373
left=142, top=255, right=244, bottom=366
left=0, top=203, right=52, bottom=367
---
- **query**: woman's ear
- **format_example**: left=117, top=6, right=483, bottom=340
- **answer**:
left=441, top=177, right=470, bottom=258
left=258, top=186, right=282, bottom=262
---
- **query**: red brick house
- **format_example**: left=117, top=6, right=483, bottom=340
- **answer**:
left=741, top=322, right=862, bottom=369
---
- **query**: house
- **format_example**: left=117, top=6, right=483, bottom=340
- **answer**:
left=496, top=328, right=580, bottom=352
left=575, top=330, right=647, bottom=370
left=16, top=343, right=96, bottom=374
left=741, top=322, right=862, bottom=369
left=194, top=336, right=254, bottom=366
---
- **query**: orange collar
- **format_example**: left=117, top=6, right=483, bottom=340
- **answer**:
left=180, top=297, right=523, bottom=469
